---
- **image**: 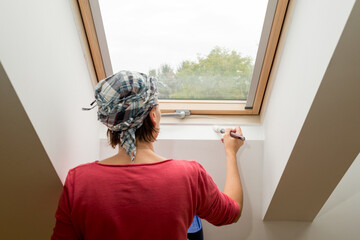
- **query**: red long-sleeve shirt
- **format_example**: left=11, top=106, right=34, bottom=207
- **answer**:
left=52, top=159, right=239, bottom=240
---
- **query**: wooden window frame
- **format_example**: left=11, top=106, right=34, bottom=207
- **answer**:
left=77, top=0, right=290, bottom=115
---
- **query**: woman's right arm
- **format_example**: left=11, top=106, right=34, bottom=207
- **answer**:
left=222, top=126, right=244, bottom=222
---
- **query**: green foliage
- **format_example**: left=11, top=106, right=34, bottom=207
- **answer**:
left=149, top=46, right=253, bottom=100
left=149, top=64, right=180, bottom=99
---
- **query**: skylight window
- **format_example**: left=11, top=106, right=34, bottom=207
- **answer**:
left=77, top=0, right=289, bottom=114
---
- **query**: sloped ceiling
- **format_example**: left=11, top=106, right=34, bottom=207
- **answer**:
left=0, top=62, right=63, bottom=239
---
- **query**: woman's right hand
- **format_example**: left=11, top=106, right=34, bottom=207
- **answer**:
left=222, top=126, right=244, bottom=156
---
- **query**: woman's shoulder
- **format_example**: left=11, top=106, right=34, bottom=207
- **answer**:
left=176, top=159, right=203, bottom=167
left=75, top=161, right=97, bottom=169
left=169, top=159, right=204, bottom=173
left=67, top=161, right=97, bottom=175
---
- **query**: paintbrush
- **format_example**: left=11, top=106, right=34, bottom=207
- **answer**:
left=213, top=126, right=245, bottom=141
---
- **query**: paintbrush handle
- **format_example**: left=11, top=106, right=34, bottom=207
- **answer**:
left=230, top=132, right=245, bottom=141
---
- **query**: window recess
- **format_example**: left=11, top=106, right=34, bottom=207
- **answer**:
left=77, top=0, right=290, bottom=116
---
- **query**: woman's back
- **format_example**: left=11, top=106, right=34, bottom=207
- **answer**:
left=52, top=160, right=239, bottom=240
left=52, top=71, right=243, bottom=239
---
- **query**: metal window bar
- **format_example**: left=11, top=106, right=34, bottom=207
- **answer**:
left=161, top=110, right=190, bottom=119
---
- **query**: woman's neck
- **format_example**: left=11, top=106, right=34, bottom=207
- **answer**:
left=135, top=140, right=155, bottom=152
left=99, top=140, right=166, bottom=165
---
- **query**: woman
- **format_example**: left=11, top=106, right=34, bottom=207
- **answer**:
left=51, top=70, right=244, bottom=240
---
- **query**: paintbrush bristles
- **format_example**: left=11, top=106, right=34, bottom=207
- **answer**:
left=212, top=126, right=225, bottom=134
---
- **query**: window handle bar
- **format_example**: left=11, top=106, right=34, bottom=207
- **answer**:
left=161, top=110, right=190, bottom=119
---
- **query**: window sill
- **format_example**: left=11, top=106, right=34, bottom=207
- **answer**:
left=159, top=115, right=263, bottom=140
left=158, top=124, right=264, bottom=141
left=99, top=115, right=263, bottom=141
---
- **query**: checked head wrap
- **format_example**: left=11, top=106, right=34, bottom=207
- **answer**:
left=94, top=70, right=158, bottom=162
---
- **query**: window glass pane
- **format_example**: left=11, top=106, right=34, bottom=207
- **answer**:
left=98, top=0, right=268, bottom=100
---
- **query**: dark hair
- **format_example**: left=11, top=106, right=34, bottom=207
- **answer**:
left=107, top=110, right=159, bottom=148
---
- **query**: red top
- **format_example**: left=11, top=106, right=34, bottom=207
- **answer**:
left=52, top=159, right=239, bottom=240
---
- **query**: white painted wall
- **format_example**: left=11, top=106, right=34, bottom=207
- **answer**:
left=1, top=0, right=359, bottom=238
left=0, top=0, right=99, bottom=183
left=261, top=0, right=356, bottom=217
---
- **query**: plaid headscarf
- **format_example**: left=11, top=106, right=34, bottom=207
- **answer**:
left=94, top=70, right=158, bottom=162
